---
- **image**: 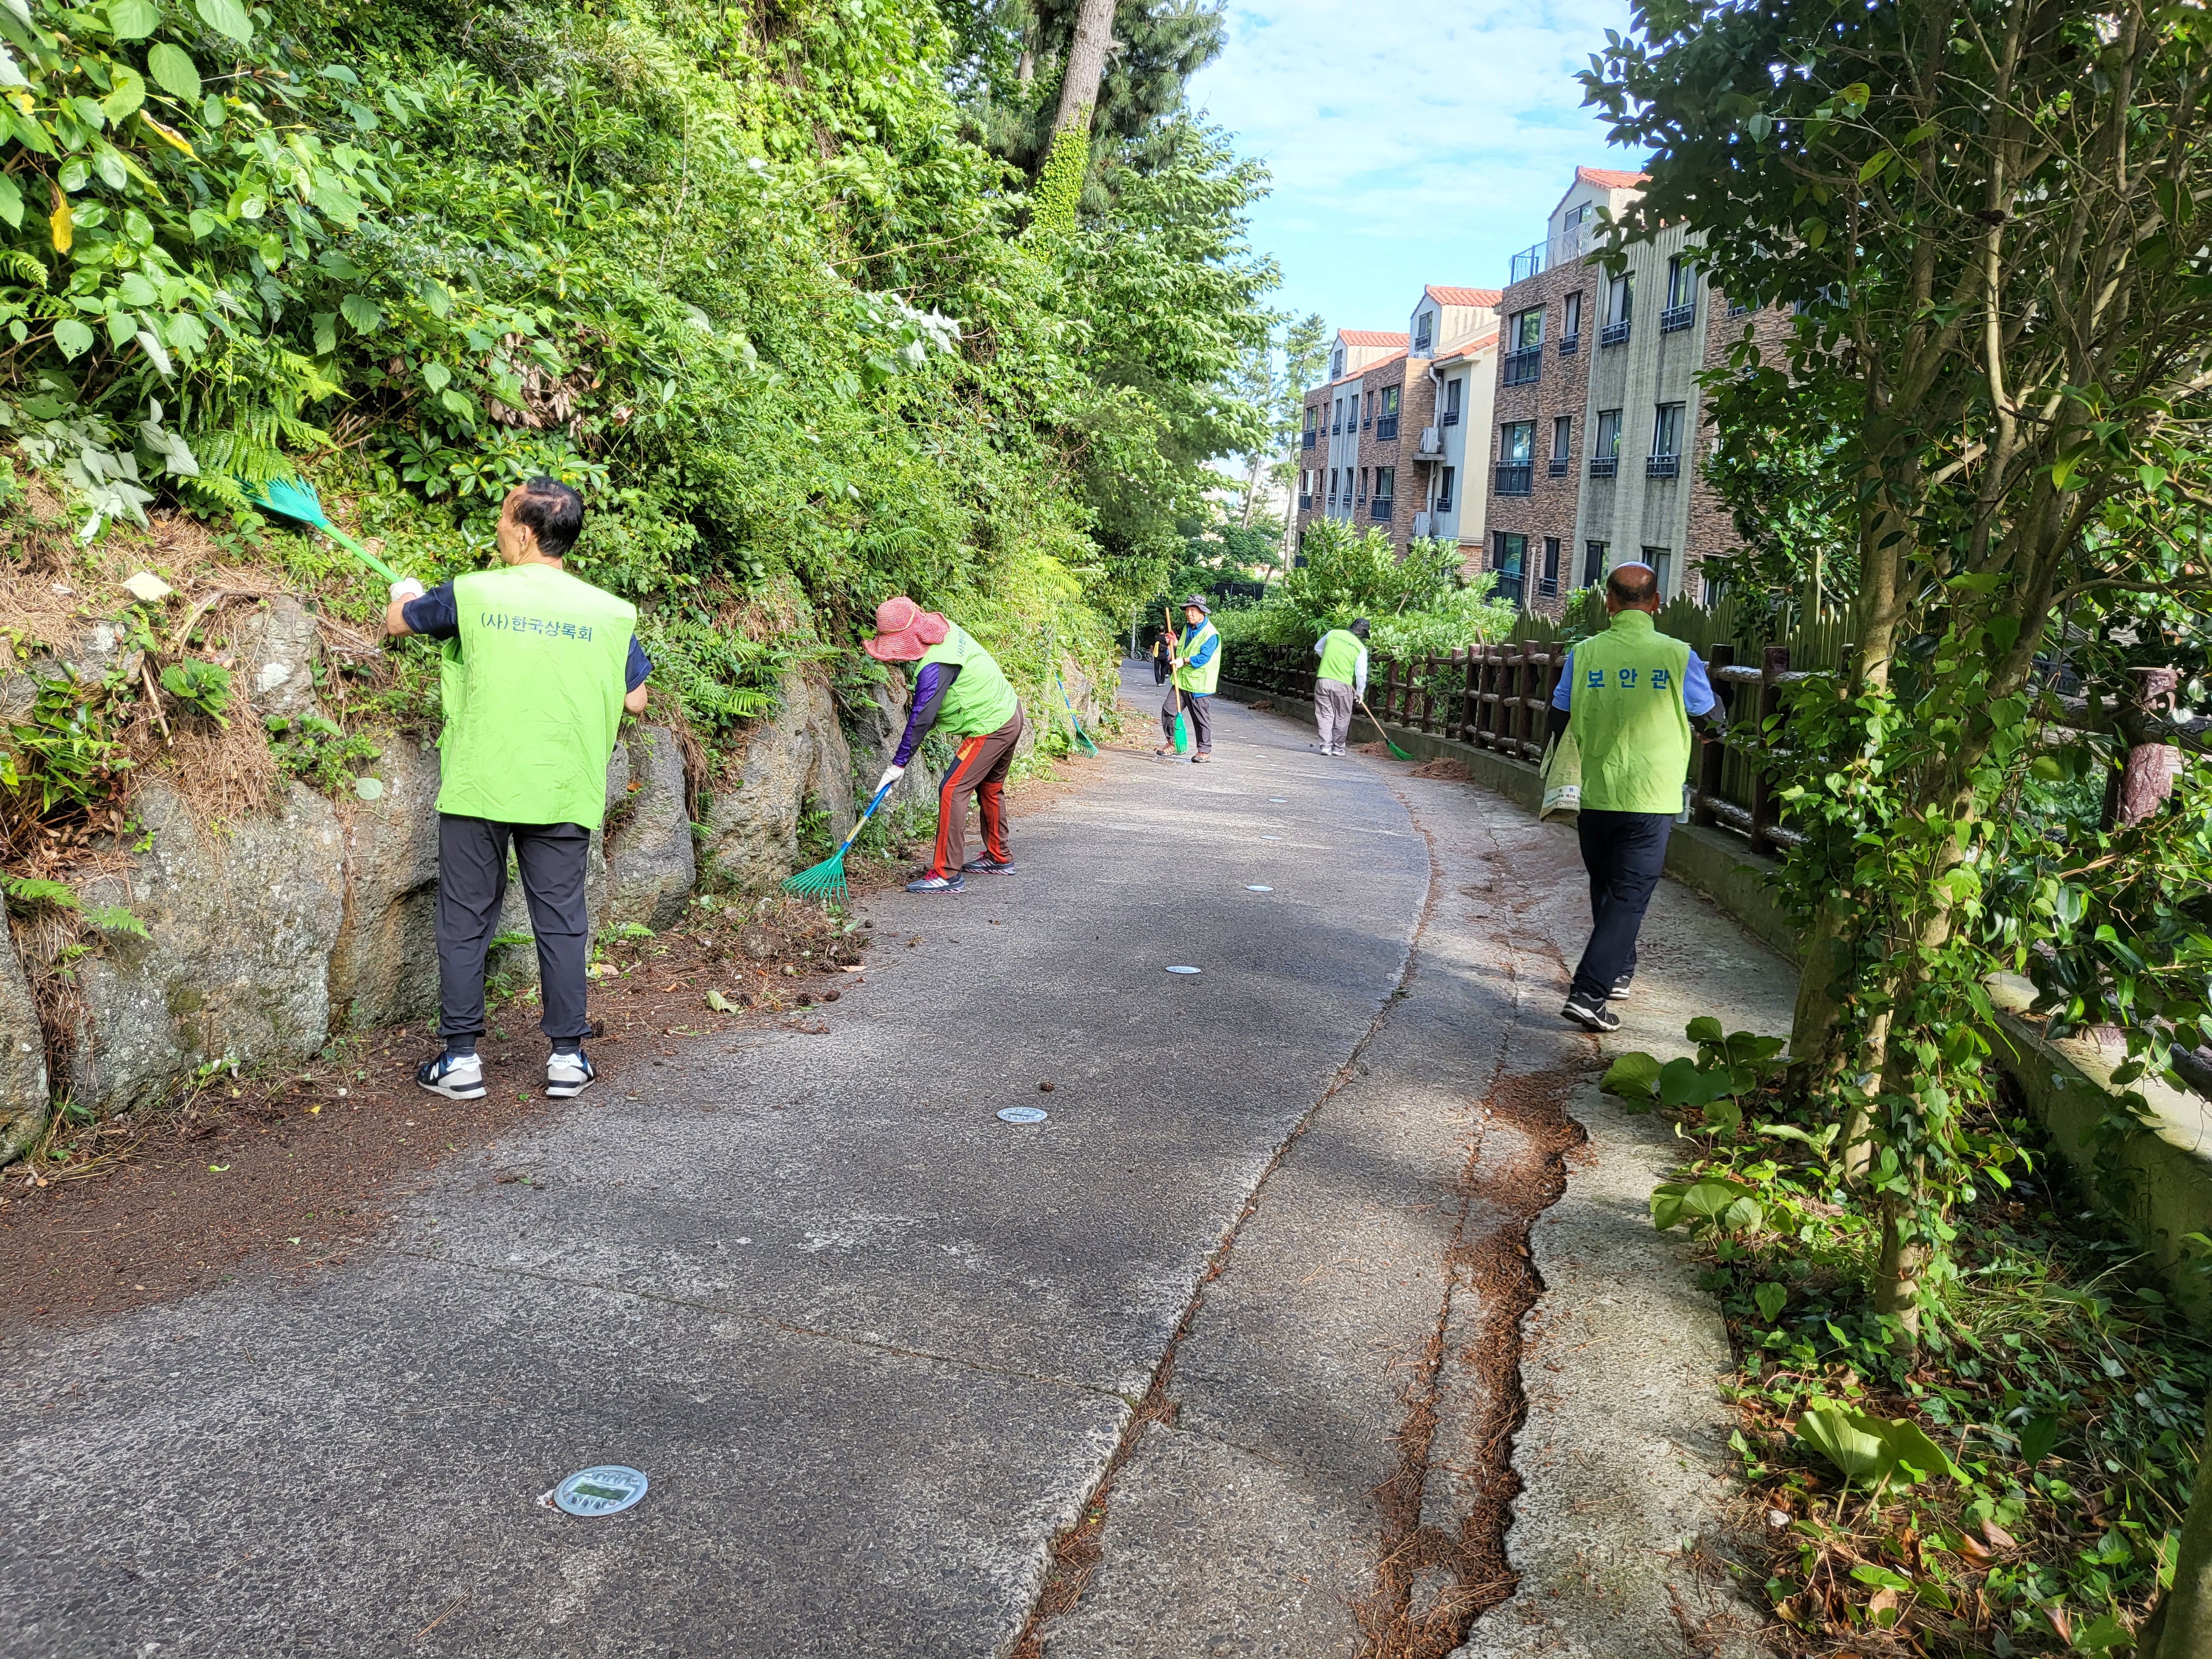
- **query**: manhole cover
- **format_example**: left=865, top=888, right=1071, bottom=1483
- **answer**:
left=1245, top=885, right=1273, bottom=893
left=1269, top=797, right=1286, bottom=803
left=1260, top=835, right=1282, bottom=841
left=1165, top=965, right=1202, bottom=974
left=998, top=1105, right=1048, bottom=1124
left=545, top=1465, right=648, bottom=1517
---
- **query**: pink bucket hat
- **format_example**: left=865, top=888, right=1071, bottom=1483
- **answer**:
left=863, top=596, right=949, bottom=662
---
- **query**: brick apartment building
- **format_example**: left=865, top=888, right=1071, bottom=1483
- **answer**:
left=1295, top=287, right=1500, bottom=561
left=1480, top=166, right=1790, bottom=614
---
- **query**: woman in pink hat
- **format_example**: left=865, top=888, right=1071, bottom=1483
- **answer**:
left=864, top=596, right=1027, bottom=894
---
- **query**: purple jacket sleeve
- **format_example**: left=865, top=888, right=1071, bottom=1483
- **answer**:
left=894, top=662, right=956, bottom=767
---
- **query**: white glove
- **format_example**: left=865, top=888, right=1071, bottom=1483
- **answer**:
left=389, top=577, right=425, bottom=603
left=875, top=764, right=905, bottom=794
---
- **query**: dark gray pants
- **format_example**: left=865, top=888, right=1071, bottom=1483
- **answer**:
left=436, top=815, right=591, bottom=1046
left=1160, top=687, right=1214, bottom=753
left=1569, top=809, right=1673, bottom=1004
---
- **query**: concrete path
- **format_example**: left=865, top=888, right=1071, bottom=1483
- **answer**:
left=3, top=668, right=1788, bottom=1658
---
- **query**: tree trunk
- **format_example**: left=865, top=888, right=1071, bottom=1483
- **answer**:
left=1873, top=1190, right=1922, bottom=1355
left=1052, top=0, right=1117, bottom=135
left=2147, top=1392, right=2212, bottom=1658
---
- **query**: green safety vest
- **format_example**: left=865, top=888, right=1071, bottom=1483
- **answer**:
left=436, top=562, right=637, bottom=830
left=919, top=622, right=1020, bottom=737
left=1316, top=628, right=1364, bottom=686
left=1566, top=610, right=1693, bottom=815
left=1174, top=620, right=1220, bottom=695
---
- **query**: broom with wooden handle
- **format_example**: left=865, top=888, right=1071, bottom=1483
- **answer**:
left=1162, top=604, right=1191, bottom=756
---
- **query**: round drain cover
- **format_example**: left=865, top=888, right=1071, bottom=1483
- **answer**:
left=1245, top=885, right=1273, bottom=893
left=550, top=1465, right=648, bottom=1517
left=998, top=1105, right=1048, bottom=1124
left=1269, top=797, right=1286, bottom=803
left=1165, top=965, right=1202, bottom=974
left=1260, top=835, right=1282, bottom=841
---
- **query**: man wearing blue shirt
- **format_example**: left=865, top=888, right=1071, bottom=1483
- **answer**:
left=1543, top=564, right=1724, bottom=1031
left=1157, top=596, right=1222, bottom=763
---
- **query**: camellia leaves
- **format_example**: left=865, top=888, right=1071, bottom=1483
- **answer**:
left=193, top=0, right=251, bottom=44
left=145, top=40, right=199, bottom=100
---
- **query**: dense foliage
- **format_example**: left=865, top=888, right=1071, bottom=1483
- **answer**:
left=1210, top=521, right=1514, bottom=661
left=0, top=0, right=1279, bottom=757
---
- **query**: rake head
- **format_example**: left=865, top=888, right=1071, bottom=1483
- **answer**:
left=245, top=474, right=331, bottom=531
left=780, top=852, right=851, bottom=903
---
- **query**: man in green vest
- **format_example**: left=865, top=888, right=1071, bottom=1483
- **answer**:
left=865, top=596, right=1027, bottom=894
left=384, top=477, right=649, bottom=1100
left=1312, top=617, right=1369, bottom=755
left=1544, top=562, right=1721, bottom=1033
left=1157, top=596, right=1221, bottom=763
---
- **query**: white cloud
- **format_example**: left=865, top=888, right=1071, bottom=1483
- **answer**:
left=1189, top=0, right=1642, bottom=330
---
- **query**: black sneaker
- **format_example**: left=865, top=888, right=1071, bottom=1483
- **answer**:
left=961, top=856, right=1015, bottom=875
left=1561, top=997, right=1621, bottom=1034
left=907, top=873, right=964, bottom=894
left=1609, top=975, right=1634, bottom=1001
left=416, top=1049, right=487, bottom=1100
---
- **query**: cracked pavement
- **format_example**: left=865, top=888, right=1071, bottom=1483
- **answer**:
left=3, top=668, right=1785, bottom=1658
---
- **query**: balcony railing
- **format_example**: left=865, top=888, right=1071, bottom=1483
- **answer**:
left=1493, top=572, right=1525, bottom=607
left=1302, top=430, right=1316, bottom=450
left=1599, top=319, right=1631, bottom=347
left=1558, top=332, right=1580, bottom=356
left=1297, top=493, right=1312, bottom=510
left=1375, top=415, right=1399, bottom=441
left=1647, top=453, right=1681, bottom=479
left=1433, top=498, right=1453, bottom=515
left=1509, top=241, right=1545, bottom=284
left=1588, top=455, right=1619, bottom=478
left=1548, top=456, right=1570, bottom=477
left=1660, top=303, right=1695, bottom=334
left=1539, top=574, right=1559, bottom=598
left=1331, top=421, right=1342, bottom=435
left=1501, top=347, right=1542, bottom=387
left=1361, top=415, right=1372, bottom=430
left=1494, top=463, right=1533, bottom=497
left=1440, top=409, right=1459, bottom=427
left=1370, top=498, right=1393, bottom=520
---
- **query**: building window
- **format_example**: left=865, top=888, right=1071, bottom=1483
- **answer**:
left=1515, top=307, right=1544, bottom=349
left=1442, top=377, right=1462, bottom=426
left=1583, top=540, right=1608, bottom=587
left=1437, top=466, right=1455, bottom=511
left=1561, top=290, right=1582, bottom=351
left=1662, top=256, right=1697, bottom=332
left=1332, top=398, right=1343, bottom=435
left=1643, top=545, right=1672, bottom=598
left=1541, top=536, right=1561, bottom=597
left=1332, top=346, right=1345, bottom=378
left=1377, top=385, right=1400, bottom=440
left=1502, top=421, right=1534, bottom=463
left=1328, top=468, right=1338, bottom=503
left=1590, top=409, right=1621, bottom=477
left=1358, top=467, right=1369, bottom=502
left=1648, top=403, right=1684, bottom=477
left=1303, top=405, right=1318, bottom=448
left=1550, top=415, right=1571, bottom=476
left=1414, top=311, right=1433, bottom=353
left=1492, top=532, right=1526, bottom=606
left=1601, top=273, right=1632, bottom=346
left=1361, top=392, right=1373, bottom=430
left=1371, top=466, right=1395, bottom=518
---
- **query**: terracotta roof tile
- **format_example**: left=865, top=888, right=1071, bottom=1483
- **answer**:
left=1425, top=286, right=1502, bottom=308
left=1577, top=166, right=1648, bottom=190
left=1437, top=331, right=1499, bottom=361
left=1338, top=329, right=1410, bottom=347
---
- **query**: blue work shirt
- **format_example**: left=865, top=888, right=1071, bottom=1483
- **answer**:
left=1553, top=642, right=1715, bottom=715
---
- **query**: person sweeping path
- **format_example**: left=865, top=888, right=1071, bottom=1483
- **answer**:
left=865, top=596, right=1026, bottom=895
left=385, top=477, right=651, bottom=1102
left=1157, top=596, right=1220, bottom=763
left=1545, top=562, right=1721, bottom=1034
left=1312, top=618, right=1369, bottom=756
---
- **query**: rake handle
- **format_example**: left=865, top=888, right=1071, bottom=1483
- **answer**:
left=833, top=778, right=899, bottom=859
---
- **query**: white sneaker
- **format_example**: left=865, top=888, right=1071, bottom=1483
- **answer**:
left=546, top=1050, right=596, bottom=1099
left=416, top=1050, right=486, bottom=1100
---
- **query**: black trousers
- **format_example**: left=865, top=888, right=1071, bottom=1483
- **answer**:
left=436, top=815, right=591, bottom=1046
left=1569, top=809, right=1674, bottom=1005
left=1160, top=687, right=1214, bottom=753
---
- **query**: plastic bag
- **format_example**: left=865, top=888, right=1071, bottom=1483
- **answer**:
left=1539, top=726, right=1581, bottom=823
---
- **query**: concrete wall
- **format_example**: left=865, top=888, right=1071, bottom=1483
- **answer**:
left=1220, top=677, right=2212, bottom=1318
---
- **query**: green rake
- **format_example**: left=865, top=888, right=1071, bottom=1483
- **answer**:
left=1163, top=604, right=1190, bottom=755
left=782, top=776, right=899, bottom=903
left=1044, top=622, right=1099, bottom=757
left=1357, top=693, right=1416, bottom=761
left=243, top=474, right=404, bottom=584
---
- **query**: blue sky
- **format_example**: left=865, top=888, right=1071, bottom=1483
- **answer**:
left=1187, top=0, right=1644, bottom=342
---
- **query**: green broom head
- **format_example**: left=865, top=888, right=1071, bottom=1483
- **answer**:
left=1174, top=711, right=1191, bottom=754
left=1073, top=724, right=1099, bottom=757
